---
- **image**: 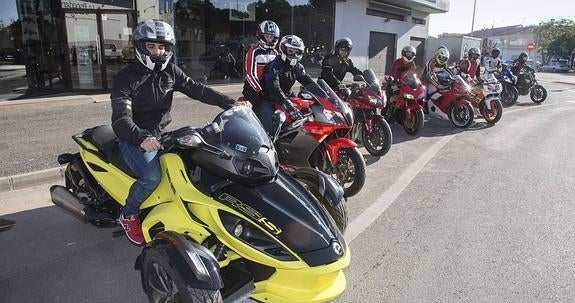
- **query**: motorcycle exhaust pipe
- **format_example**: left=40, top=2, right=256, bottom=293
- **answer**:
left=50, top=185, right=88, bottom=223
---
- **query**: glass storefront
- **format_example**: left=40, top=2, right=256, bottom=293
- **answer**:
left=0, top=0, right=335, bottom=99
left=174, top=0, right=335, bottom=84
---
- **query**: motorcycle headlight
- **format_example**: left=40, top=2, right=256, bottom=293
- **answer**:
left=404, top=93, right=414, bottom=100
left=218, top=210, right=297, bottom=261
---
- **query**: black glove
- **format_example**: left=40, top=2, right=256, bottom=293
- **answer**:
left=283, top=101, right=303, bottom=120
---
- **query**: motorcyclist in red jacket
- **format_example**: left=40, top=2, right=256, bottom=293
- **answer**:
left=389, top=45, right=417, bottom=81
left=459, top=47, right=481, bottom=81
left=242, top=20, right=280, bottom=108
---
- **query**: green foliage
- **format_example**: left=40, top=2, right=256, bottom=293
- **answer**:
left=534, top=19, right=575, bottom=63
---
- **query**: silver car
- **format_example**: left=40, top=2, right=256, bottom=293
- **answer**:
left=541, top=60, right=571, bottom=73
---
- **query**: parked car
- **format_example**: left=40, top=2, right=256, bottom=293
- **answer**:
left=104, top=43, right=122, bottom=63
left=541, top=59, right=571, bottom=73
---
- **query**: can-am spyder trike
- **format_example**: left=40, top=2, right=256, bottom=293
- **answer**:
left=50, top=107, right=350, bottom=303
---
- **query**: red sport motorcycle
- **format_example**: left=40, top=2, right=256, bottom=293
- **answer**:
left=422, top=74, right=474, bottom=128
left=341, top=69, right=393, bottom=157
left=274, top=79, right=366, bottom=198
left=383, top=72, right=426, bottom=136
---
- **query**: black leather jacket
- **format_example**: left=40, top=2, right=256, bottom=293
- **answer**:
left=111, top=62, right=235, bottom=146
left=320, top=53, right=363, bottom=90
left=261, top=57, right=314, bottom=106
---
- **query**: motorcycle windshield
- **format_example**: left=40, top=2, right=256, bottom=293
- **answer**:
left=305, top=80, right=344, bottom=111
left=362, top=69, right=382, bottom=92
left=401, top=72, right=422, bottom=88
left=306, top=79, right=353, bottom=125
left=212, top=107, right=271, bottom=154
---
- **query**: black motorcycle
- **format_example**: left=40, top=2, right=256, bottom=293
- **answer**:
left=514, top=68, right=547, bottom=104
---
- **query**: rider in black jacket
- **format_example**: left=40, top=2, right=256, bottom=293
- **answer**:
left=111, top=19, right=248, bottom=245
left=320, top=37, right=363, bottom=91
left=258, top=35, right=314, bottom=136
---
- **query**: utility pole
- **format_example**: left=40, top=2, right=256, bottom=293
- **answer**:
left=471, top=0, right=477, bottom=34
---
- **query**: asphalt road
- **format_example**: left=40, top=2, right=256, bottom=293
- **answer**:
left=1, top=80, right=575, bottom=302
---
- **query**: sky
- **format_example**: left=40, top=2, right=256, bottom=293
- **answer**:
left=428, top=0, right=575, bottom=37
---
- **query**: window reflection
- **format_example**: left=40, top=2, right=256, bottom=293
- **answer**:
left=174, top=0, right=335, bottom=84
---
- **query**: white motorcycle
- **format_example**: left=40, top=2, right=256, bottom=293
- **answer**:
left=466, top=73, right=504, bottom=124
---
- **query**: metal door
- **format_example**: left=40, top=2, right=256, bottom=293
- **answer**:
left=368, top=32, right=396, bottom=75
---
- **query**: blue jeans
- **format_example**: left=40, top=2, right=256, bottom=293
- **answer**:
left=255, top=102, right=276, bottom=137
left=119, top=142, right=162, bottom=216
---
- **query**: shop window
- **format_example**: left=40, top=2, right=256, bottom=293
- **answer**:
left=174, top=0, right=335, bottom=84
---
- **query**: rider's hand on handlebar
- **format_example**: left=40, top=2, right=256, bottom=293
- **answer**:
left=337, top=83, right=347, bottom=90
left=283, top=101, right=303, bottom=121
left=233, top=99, right=252, bottom=109
left=140, top=136, right=163, bottom=152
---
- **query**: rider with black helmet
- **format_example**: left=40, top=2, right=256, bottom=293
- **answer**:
left=510, top=51, right=534, bottom=76
left=485, top=47, right=502, bottom=73
left=111, top=19, right=249, bottom=245
left=320, top=37, right=364, bottom=91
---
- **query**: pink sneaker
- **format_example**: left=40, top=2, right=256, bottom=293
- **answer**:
left=119, top=214, right=145, bottom=245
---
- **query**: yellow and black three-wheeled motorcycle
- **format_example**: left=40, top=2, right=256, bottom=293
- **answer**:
left=50, top=107, right=350, bottom=303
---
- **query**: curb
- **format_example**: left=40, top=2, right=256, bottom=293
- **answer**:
left=0, top=167, right=64, bottom=192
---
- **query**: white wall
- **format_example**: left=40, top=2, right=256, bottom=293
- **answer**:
left=334, top=0, right=429, bottom=71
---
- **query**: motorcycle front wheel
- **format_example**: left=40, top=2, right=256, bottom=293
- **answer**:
left=500, top=84, right=519, bottom=107
left=448, top=102, right=474, bottom=128
left=142, top=248, right=224, bottom=303
left=293, top=173, right=349, bottom=233
left=530, top=85, right=547, bottom=103
left=327, top=147, right=366, bottom=198
left=403, top=108, right=424, bottom=136
left=361, top=116, right=392, bottom=157
left=480, top=99, right=503, bottom=124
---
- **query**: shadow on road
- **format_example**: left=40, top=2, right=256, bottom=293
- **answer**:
left=0, top=206, right=146, bottom=303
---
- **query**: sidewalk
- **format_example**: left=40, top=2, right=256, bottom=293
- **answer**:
left=0, top=73, right=573, bottom=193
left=0, top=81, right=244, bottom=192
left=0, top=82, right=244, bottom=106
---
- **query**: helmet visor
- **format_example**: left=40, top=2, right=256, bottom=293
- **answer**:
left=437, top=54, right=448, bottom=63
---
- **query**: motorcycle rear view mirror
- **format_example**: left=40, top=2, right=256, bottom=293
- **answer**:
left=176, top=133, right=203, bottom=149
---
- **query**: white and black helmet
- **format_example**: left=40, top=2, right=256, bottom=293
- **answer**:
left=279, top=35, right=304, bottom=66
left=401, top=45, right=416, bottom=62
left=133, top=19, right=175, bottom=72
left=256, top=20, right=280, bottom=50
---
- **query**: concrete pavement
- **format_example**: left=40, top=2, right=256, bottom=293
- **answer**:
left=0, top=72, right=573, bottom=193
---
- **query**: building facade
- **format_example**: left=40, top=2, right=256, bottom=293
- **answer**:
left=0, top=0, right=448, bottom=99
left=469, top=25, right=540, bottom=62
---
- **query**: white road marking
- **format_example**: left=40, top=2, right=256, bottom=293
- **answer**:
left=504, top=103, right=554, bottom=115
left=344, top=135, right=455, bottom=243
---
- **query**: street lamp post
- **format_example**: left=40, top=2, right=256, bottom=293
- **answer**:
left=471, top=0, right=477, bottom=34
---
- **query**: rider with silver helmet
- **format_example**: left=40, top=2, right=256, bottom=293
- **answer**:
left=257, top=35, right=314, bottom=136
left=423, top=46, right=456, bottom=103
left=110, top=19, right=250, bottom=245
left=459, top=47, right=481, bottom=81
left=320, top=37, right=364, bottom=91
left=389, top=45, right=418, bottom=81
left=242, top=20, right=280, bottom=108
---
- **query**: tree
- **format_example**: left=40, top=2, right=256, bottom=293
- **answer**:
left=534, top=19, right=575, bottom=63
